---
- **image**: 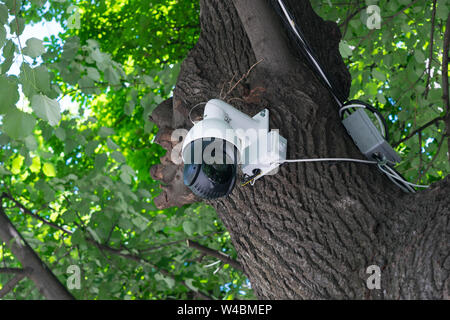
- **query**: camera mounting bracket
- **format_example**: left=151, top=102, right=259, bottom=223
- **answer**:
left=203, top=100, right=287, bottom=183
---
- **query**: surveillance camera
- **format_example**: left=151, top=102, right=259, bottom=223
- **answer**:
left=181, top=99, right=287, bottom=199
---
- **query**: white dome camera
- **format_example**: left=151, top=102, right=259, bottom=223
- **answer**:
left=182, top=99, right=287, bottom=199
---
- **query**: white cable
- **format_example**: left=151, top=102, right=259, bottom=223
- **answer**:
left=276, top=0, right=428, bottom=193
left=383, top=164, right=429, bottom=188
left=276, top=158, right=428, bottom=192
left=204, top=260, right=221, bottom=268
left=378, top=164, right=415, bottom=193
left=277, top=158, right=378, bottom=165
left=377, top=163, right=429, bottom=190
left=382, top=166, right=415, bottom=193
left=339, top=103, right=386, bottom=138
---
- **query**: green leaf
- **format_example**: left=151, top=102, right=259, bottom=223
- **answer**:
left=3, top=108, right=36, bottom=139
left=23, top=37, right=45, bottom=58
left=94, top=153, right=108, bottom=170
left=339, top=40, right=353, bottom=58
left=124, top=100, right=135, bottom=116
left=11, top=155, right=24, bottom=174
left=372, top=69, right=386, bottom=82
left=122, top=165, right=136, bottom=177
left=55, top=127, right=66, bottom=141
left=43, top=163, right=56, bottom=177
left=87, top=227, right=102, bottom=243
left=376, top=92, right=386, bottom=104
left=142, top=93, right=158, bottom=119
left=0, top=25, right=6, bottom=48
left=25, top=135, right=38, bottom=151
left=182, top=221, right=196, bottom=236
left=20, top=64, right=52, bottom=97
left=111, top=151, right=126, bottom=163
left=98, top=126, right=115, bottom=138
left=104, top=66, right=120, bottom=85
left=0, top=4, right=8, bottom=25
left=144, top=121, right=155, bottom=134
left=71, top=229, right=85, bottom=246
left=31, top=94, right=61, bottom=126
left=78, top=76, right=96, bottom=94
left=0, top=75, right=19, bottom=114
left=87, top=67, right=101, bottom=82
left=30, top=157, right=41, bottom=173
left=106, top=138, right=119, bottom=150
left=9, top=17, right=24, bottom=36
left=120, top=171, right=131, bottom=185
left=1, top=40, right=16, bottom=74
left=366, top=82, right=378, bottom=96
left=86, top=140, right=99, bottom=156
left=414, top=50, right=425, bottom=63
left=436, top=3, right=449, bottom=20
left=185, top=279, right=198, bottom=292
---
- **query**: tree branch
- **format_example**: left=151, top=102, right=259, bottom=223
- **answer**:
left=0, top=206, right=74, bottom=300
left=90, top=240, right=214, bottom=300
left=442, top=13, right=450, bottom=160
left=186, top=240, right=244, bottom=272
left=339, top=2, right=367, bottom=38
left=0, top=268, right=26, bottom=274
left=1, top=192, right=72, bottom=235
left=393, top=116, right=444, bottom=147
left=232, top=0, right=298, bottom=75
left=0, top=272, right=26, bottom=298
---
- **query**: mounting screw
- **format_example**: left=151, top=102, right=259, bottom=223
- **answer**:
left=260, top=110, right=266, bottom=117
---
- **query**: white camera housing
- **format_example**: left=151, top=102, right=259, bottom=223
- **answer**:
left=182, top=99, right=287, bottom=185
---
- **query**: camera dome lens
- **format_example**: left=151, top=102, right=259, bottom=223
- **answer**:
left=201, top=163, right=233, bottom=185
left=183, top=138, right=237, bottom=199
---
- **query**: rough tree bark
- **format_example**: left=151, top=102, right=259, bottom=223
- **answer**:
left=151, top=0, right=450, bottom=299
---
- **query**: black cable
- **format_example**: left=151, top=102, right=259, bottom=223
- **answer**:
left=270, top=0, right=347, bottom=106
left=269, top=0, right=424, bottom=193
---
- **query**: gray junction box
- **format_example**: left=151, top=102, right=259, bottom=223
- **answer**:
left=342, top=108, right=401, bottom=164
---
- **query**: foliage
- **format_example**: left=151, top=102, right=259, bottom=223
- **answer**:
left=0, top=0, right=252, bottom=300
left=0, top=0, right=448, bottom=300
left=314, top=0, right=450, bottom=183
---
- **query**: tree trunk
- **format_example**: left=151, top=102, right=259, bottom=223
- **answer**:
left=151, top=0, right=450, bottom=299
left=0, top=207, right=74, bottom=300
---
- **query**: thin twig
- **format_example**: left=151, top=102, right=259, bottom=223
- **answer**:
left=423, top=0, right=437, bottom=99
left=393, top=116, right=444, bottom=147
left=339, top=2, right=368, bottom=38
left=0, top=193, right=72, bottom=235
left=442, top=13, right=450, bottom=160
left=417, top=131, right=423, bottom=183
left=220, top=59, right=264, bottom=100
left=186, top=240, right=243, bottom=272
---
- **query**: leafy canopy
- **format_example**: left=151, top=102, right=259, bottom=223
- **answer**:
left=0, top=0, right=449, bottom=299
